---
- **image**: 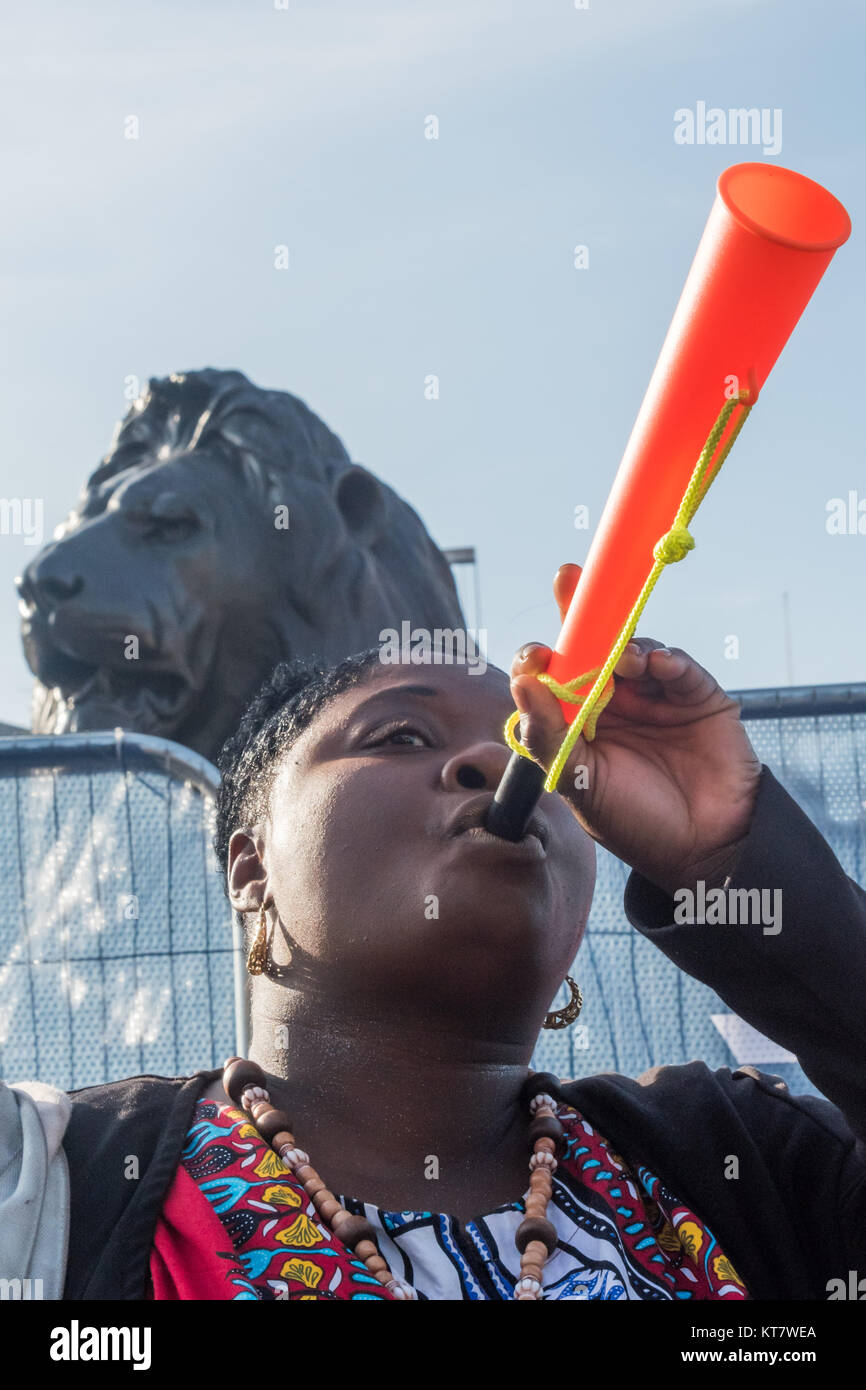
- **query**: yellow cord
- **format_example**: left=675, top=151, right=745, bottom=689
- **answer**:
left=506, top=393, right=753, bottom=793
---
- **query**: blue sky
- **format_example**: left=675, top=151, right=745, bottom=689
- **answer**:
left=1, top=0, right=863, bottom=729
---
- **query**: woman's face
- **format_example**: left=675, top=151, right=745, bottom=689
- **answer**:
left=229, top=662, right=596, bottom=1040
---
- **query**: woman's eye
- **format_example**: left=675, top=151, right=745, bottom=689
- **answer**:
left=368, top=724, right=430, bottom=748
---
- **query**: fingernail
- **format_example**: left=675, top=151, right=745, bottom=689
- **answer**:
left=625, top=641, right=640, bottom=655
left=656, top=647, right=672, bottom=656
left=517, top=642, right=539, bottom=661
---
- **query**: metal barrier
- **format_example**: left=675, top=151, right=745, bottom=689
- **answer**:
left=2, top=683, right=864, bottom=1096
left=0, top=732, right=245, bottom=1089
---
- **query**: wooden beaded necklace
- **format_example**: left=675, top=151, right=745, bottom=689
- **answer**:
left=222, top=1057, right=566, bottom=1301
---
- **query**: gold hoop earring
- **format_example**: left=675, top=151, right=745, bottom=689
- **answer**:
left=246, top=903, right=271, bottom=976
left=543, top=976, right=583, bottom=1030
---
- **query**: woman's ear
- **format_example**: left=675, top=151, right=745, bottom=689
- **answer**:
left=334, top=464, right=386, bottom=547
left=227, top=827, right=268, bottom=915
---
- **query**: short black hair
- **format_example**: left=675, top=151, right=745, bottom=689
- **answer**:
left=213, top=648, right=383, bottom=884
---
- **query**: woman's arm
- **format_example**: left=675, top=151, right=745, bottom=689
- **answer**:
left=623, top=763, right=866, bottom=1140
left=511, top=563, right=866, bottom=1134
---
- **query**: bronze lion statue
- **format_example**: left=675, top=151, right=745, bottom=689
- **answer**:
left=17, top=368, right=465, bottom=761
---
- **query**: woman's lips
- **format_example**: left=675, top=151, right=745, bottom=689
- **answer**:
left=445, top=792, right=548, bottom=850
left=450, top=823, right=547, bottom=861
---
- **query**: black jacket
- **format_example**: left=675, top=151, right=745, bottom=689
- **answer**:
left=62, top=767, right=866, bottom=1300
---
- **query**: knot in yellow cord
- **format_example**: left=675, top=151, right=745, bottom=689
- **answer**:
left=653, top=523, right=694, bottom=565
left=538, top=671, right=616, bottom=743
left=504, top=669, right=616, bottom=793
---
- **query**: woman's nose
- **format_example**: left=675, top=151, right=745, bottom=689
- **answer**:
left=440, top=742, right=512, bottom=792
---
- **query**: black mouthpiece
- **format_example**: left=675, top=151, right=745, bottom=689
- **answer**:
left=484, top=753, right=546, bottom=841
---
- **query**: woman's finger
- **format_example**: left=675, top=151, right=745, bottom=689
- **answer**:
left=612, top=641, right=722, bottom=710
left=509, top=671, right=572, bottom=767
left=508, top=565, right=581, bottom=683
left=509, top=641, right=553, bottom=681
left=613, top=636, right=669, bottom=679
left=641, top=646, right=720, bottom=706
left=552, top=563, right=581, bottom=624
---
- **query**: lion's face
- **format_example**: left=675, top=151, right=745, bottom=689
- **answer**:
left=18, top=448, right=330, bottom=758
left=17, top=368, right=465, bottom=762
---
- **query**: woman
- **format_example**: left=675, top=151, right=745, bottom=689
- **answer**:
left=6, top=566, right=866, bottom=1300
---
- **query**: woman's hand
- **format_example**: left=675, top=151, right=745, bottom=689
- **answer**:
left=511, top=563, right=763, bottom=897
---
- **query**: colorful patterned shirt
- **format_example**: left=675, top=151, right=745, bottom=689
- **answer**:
left=149, top=1097, right=748, bottom=1301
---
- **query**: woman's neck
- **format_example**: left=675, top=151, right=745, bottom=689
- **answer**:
left=211, top=995, right=540, bottom=1222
